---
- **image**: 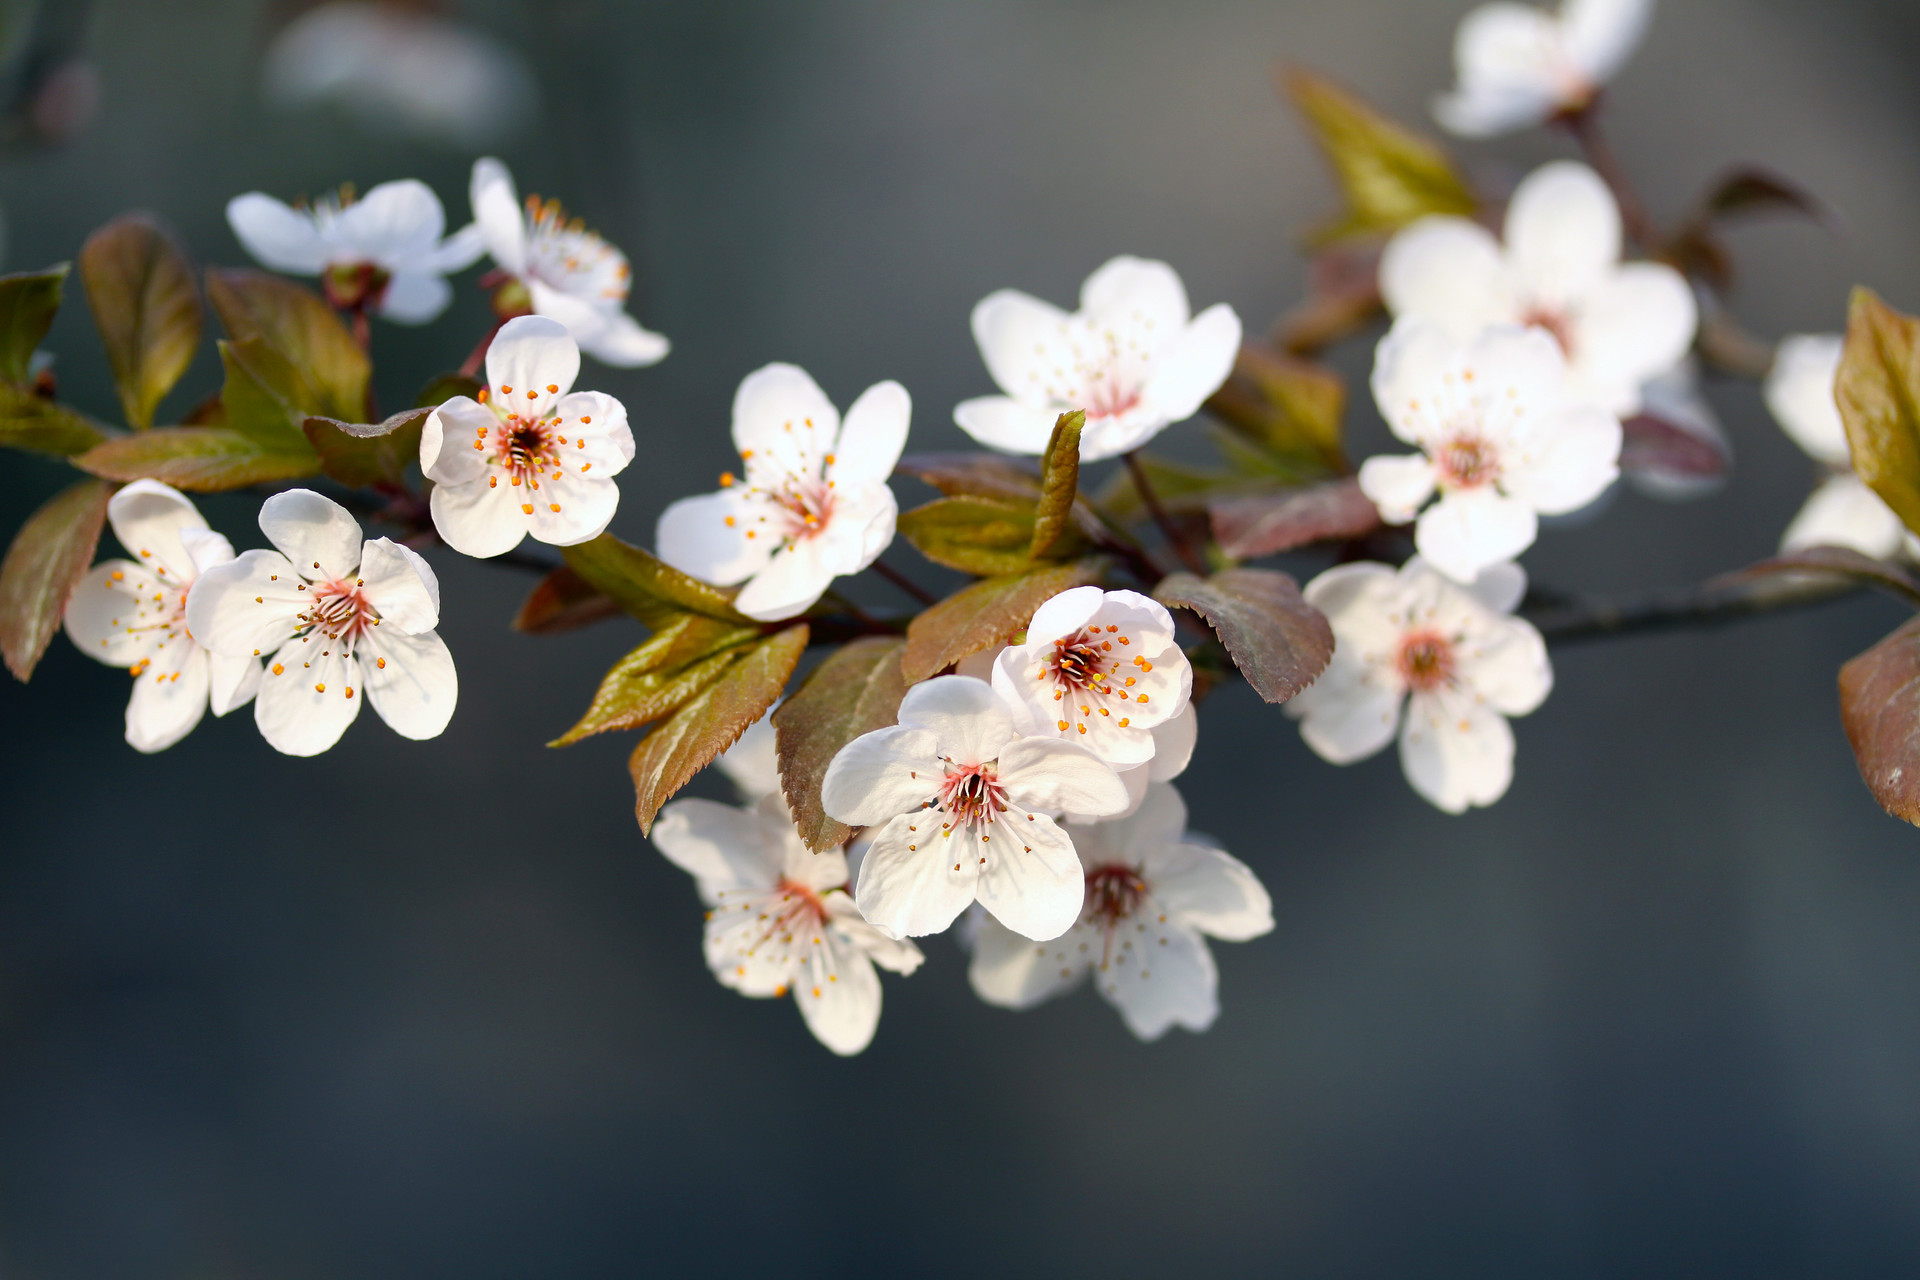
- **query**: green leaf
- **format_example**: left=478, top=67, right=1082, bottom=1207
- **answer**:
left=773, top=636, right=911, bottom=851
left=895, top=452, right=1042, bottom=501
left=902, top=558, right=1108, bottom=684
left=301, top=407, right=431, bottom=489
left=1093, top=453, right=1232, bottom=523
left=1154, top=567, right=1333, bottom=703
left=79, top=216, right=201, bottom=430
left=1030, top=410, right=1084, bottom=559
left=1285, top=68, right=1478, bottom=245
left=513, top=565, right=622, bottom=634
left=0, top=383, right=107, bottom=456
left=0, top=478, right=112, bottom=681
left=1206, top=344, right=1346, bottom=473
left=897, top=495, right=1037, bottom=576
left=561, top=532, right=754, bottom=629
left=629, top=624, right=809, bottom=834
left=0, top=265, right=69, bottom=388
left=1837, top=287, right=1920, bottom=536
left=552, top=613, right=763, bottom=746
left=74, top=426, right=319, bottom=492
left=205, top=268, right=369, bottom=423
left=1840, top=616, right=1920, bottom=827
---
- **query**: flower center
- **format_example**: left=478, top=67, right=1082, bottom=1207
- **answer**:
left=1039, top=623, right=1152, bottom=737
left=1520, top=304, right=1577, bottom=359
left=1435, top=434, right=1499, bottom=489
left=1084, top=863, right=1147, bottom=927
left=524, top=193, right=632, bottom=302
left=299, top=579, right=377, bottom=647
left=490, top=415, right=560, bottom=487
left=1082, top=366, right=1143, bottom=420
left=769, top=474, right=836, bottom=541
left=938, top=761, right=1008, bottom=834
left=1395, top=629, right=1456, bottom=692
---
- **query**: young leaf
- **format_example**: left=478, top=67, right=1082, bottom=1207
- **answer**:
left=79, top=216, right=201, bottom=430
left=1154, top=568, right=1333, bottom=703
left=897, top=495, right=1037, bottom=576
left=0, top=383, right=107, bottom=456
left=1840, top=617, right=1920, bottom=827
left=1618, top=412, right=1730, bottom=482
left=552, top=614, right=762, bottom=746
left=1206, top=344, right=1346, bottom=472
left=630, top=624, right=809, bottom=834
left=773, top=636, right=911, bottom=851
left=205, top=268, right=369, bottom=423
left=1837, top=288, right=1920, bottom=536
left=896, top=452, right=1042, bottom=501
left=902, top=557, right=1108, bottom=684
left=1030, top=410, right=1084, bottom=559
left=561, top=532, right=753, bottom=629
left=1714, top=545, right=1920, bottom=609
left=301, top=407, right=432, bottom=489
left=0, top=265, right=69, bottom=388
left=75, top=426, right=319, bottom=491
left=0, top=478, right=112, bottom=680
left=1208, top=477, right=1381, bottom=560
left=1284, top=68, right=1478, bottom=245
left=514, top=565, right=620, bottom=633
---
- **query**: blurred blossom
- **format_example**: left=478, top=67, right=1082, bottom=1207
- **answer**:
left=1434, top=0, right=1655, bottom=137
left=651, top=794, right=923, bottom=1056
left=1380, top=161, right=1697, bottom=418
left=955, top=255, right=1241, bottom=462
left=1287, top=558, right=1552, bottom=814
left=969, top=783, right=1272, bottom=1041
left=717, top=712, right=782, bottom=802
left=657, top=364, right=908, bottom=622
left=63, top=481, right=261, bottom=752
left=262, top=1, right=537, bottom=150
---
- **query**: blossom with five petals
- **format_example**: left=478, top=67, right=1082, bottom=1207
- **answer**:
left=62, top=481, right=262, bottom=752
left=1286, top=558, right=1552, bottom=813
left=954, top=255, right=1241, bottom=462
left=652, top=794, right=923, bottom=1055
left=186, top=490, right=457, bottom=757
left=1434, top=0, right=1656, bottom=138
left=968, top=783, right=1271, bottom=1040
left=656, top=363, right=909, bottom=622
left=468, top=157, right=668, bottom=367
left=1359, top=318, right=1622, bottom=583
left=1380, top=161, right=1696, bottom=417
left=819, top=675, right=1130, bottom=941
left=226, top=179, right=483, bottom=322
left=420, top=314, right=634, bottom=558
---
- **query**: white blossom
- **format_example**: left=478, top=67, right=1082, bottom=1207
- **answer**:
left=954, top=255, right=1241, bottom=462
left=1286, top=558, right=1552, bottom=813
left=657, top=363, right=909, bottom=622
left=652, top=794, right=922, bottom=1056
left=969, top=783, right=1271, bottom=1040
left=62, top=481, right=262, bottom=752
left=185, top=490, right=457, bottom=757
left=226, top=179, right=483, bottom=323
left=1379, top=161, right=1696, bottom=417
left=1360, top=318, right=1621, bottom=583
left=717, top=712, right=782, bottom=802
left=419, top=315, right=634, bottom=559
left=819, top=675, right=1131, bottom=941
left=469, top=158, right=667, bottom=368
left=1434, top=0, right=1656, bottom=138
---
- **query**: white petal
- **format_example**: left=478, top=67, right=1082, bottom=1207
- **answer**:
left=1358, top=454, right=1438, bottom=524
left=651, top=797, right=782, bottom=895
left=572, top=308, right=669, bottom=368
left=179, top=527, right=236, bottom=577
left=1501, top=407, right=1621, bottom=515
left=525, top=470, right=622, bottom=548
left=426, top=221, right=487, bottom=273
left=1781, top=475, right=1909, bottom=559
left=1399, top=691, right=1515, bottom=813
left=419, top=397, right=492, bottom=487
left=716, top=715, right=782, bottom=801
left=1074, top=778, right=1188, bottom=865
left=258, top=489, right=364, bottom=581
left=975, top=809, right=1086, bottom=941
left=854, top=812, right=978, bottom=939
left=1505, top=161, right=1621, bottom=305
left=997, top=737, right=1130, bottom=819
left=124, top=642, right=209, bottom=753
left=484, top=314, right=578, bottom=418
left=655, top=490, right=768, bottom=586
left=225, top=193, right=329, bottom=274
left=1371, top=317, right=1466, bottom=446
left=64, top=562, right=165, bottom=667
left=969, top=288, right=1072, bottom=402
left=469, top=157, right=528, bottom=275
left=734, top=537, right=834, bottom=621
left=1146, top=704, right=1197, bottom=782
left=183, top=549, right=305, bottom=658
left=430, top=471, right=530, bottom=558
left=819, top=725, right=944, bottom=826
left=828, top=381, right=911, bottom=489
left=823, top=893, right=923, bottom=975
left=792, top=933, right=883, bottom=1055
left=1456, top=615, right=1553, bottom=716
left=968, top=914, right=1091, bottom=1007
left=377, top=271, right=452, bottom=324
left=207, top=651, right=263, bottom=716
left=1077, top=407, right=1169, bottom=463
left=1079, top=255, right=1191, bottom=330
left=896, top=675, right=1014, bottom=766
left=1561, top=0, right=1655, bottom=83
left=1146, top=842, right=1274, bottom=942
left=813, top=483, right=897, bottom=577
left=356, top=538, right=440, bottom=632
left=1379, top=217, right=1510, bottom=339
left=732, top=362, right=840, bottom=466
left=359, top=627, right=456, bottom=740
left=1302, top=560, right=1408, bottom=653
left=553, top=391, right=634, bottom=474
left=1141, top=302, right=1241, bottom=422
left=1433, top=82, right=1559, bottom=138
left=333, top=178, right=444, bottom=263
left=255, top=636, right=362, bottom=756
left=1434, top=3, right=1563, bottom=137
left=1095, top=912, right=1218, bottom=1040
left=702, top=892, right=802, bottom=995
left=1766, top=333, right=1848, bottom=467
left=1415, top=490, right=1538, bottom=583
left=1293, top=663, right=1403, bottom=764
left=1023, top=585, right=1105, bottom=644
left=107, top=479, right=208, bottom=585
left=1568, top=263, right=1698, bottom=415
left=953, top=395, right=1059, bottom=455
left=1463, top=558, right=1528, bottom=615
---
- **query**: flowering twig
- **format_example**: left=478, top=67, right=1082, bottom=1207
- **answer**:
left=459, top=318, right=506, bottom=378
left=1122, top=450, right=1207, bottom=576
left=869, top=558, right=937, bottom=606
left=1524, top=573, right=1860, bottom=645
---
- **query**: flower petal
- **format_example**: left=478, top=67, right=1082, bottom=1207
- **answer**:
left=1146, top=703, right=1197, bottom=781
left=469, top=157, right=528, bottom=275
left=485, top=313, right=578, bottom=418
left=125, top=643, right=209, bottom=753
left=1291, top=661, right=1403, bottom=764
left=528, top=282, right=668, bottom=368
left=419, top=396, right=493, bottom=487
left=1561, top=0, right=1655, bottom=82
left=1457, top=615, right=1552, bottom=716
left=734, top=537, right=834, bottom=621
left=64, top=562, right=166, bottom=667
left=854, top=811, right=979, bottom=939
left=1379, top=216, right=1511, bottom=340
left=969, top=288, right=1072, bottom=403
left=107, top=480, right=209, bottom=585
left=359, top=626, right=456, bottom=740
left=179, top=527, right=236, bottom=577
left=1569, top=262, right=1698, bottom=415
left=731, top=362, right=839, bottom=471
left=1765, top=333, right=1848, bottom=467
left=1462, top=558, right=1528, bottom=616
left=377, top=271, right=452, bottom=324
left=655, top=489, right=768, bottom=586
left=954, top=394, right=1059, bottom=455
left=1358, top=454, right=1438, bottom=524
left=822, top=892, right=923, bottom=975
left=1505, top=161, right=1620, bottom=305
left=428, top=473, right=530, bottom=559
left=225, top=193, right=330, bottom=274
left=525, top=471, right=622, bottom=548
left=553, top=391, right=635, bottom=474
left=975, top=809, right=1086, bottom=941
left=333, top=178, right=444, bottom=262
left=895, top=675, right=1014, bottom=766
left=969, top=914, right=1092, bottom=1007
left=1501, top=406, right=1621, bottom=515
left=1433, top=3, right=1562, bottom=137
left=1781, top=475, right=1910, bottom=559
left=652, top=796, right=782, bottom=896
left=703, top=891, right=802, bottom=995
left=1146, top=842, right=1273, bottom=942
left=207, top=650, right=263, bottom=716
left=793, top=932, right=884, bottom=1055
left=1023, top=585, right=1105, bottom=644
left=426, top=221, right=487, bottom=273
left=1399, top=690, right=1515, bottom=813
left=1073, top=778, right=1188, bottom=865
left=1414, top=490, right=1538, bottom=583
left=1370, top=317, right=1466, bottom=446
left=258, top=489, right=364, bottom=581
left=1095, top=912, right=1218, bottom=1040
left=997, top=736, right=1129, bottom=818
left=1302, top=560, right=1407, bottom=652
left=356, top=538, right=439, bottom=632
left=819, top=724, right=944, bottom=826
left=255, top=636, right=362, bottom=756
left=1141, top=302, right=1241, bottom=423
left=1079, top=255, right=1190, bottom=330
left=183, top=549, right=305, bottom=658
left=828, top=380, right=911, bottom=489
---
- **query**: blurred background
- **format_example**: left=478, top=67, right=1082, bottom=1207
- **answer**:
left=3, top=0, right=1920, bottom=1274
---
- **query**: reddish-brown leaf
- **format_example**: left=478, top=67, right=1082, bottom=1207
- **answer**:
left=1619, top=413, right=1729, bottom=481
left=513, top=565, right=623, bottom=634
left=80, top=216, right=200, bottom=430
left=894, top=452, right=1041, bottom=501
left=901, top=558, right=1108, bottom=684
left=774, top=637, right=912, bottom=851
left=1209, top=477, right=1380, bottom=559
left=1717, top=545, right=1920, bottom=608
left=0, top=478, right=112, bottom=680
left=1840, top=617, right=1920, bottom=826
left=75, top=426, right=319, bottom=492
left=1154, top=567, right=1333, bottom=704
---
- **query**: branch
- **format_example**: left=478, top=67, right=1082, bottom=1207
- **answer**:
left=1525, top=573, right=1860, bottom=645
left=1123, top=450, right=1206, bottom=576
left=1558, top=99, right=1662, bottom=251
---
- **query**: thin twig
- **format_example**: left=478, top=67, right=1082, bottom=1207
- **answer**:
left=1559, top=100, right=1662, bottom=251
left=1123, top=450, right=1207, bottom=576
left=460, top=319, right=506, bottom=379
left=869, top=558, right=937, bottom=606
left=1525, top=574, right=1861, bottom=645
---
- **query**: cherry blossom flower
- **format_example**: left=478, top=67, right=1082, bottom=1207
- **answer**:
left=652, top=794, right=923, bottom=1056
left=185, top=490, right=457, bottom=757
left=819, top=675, right=1131, bottom=941
left=1379, top=161, right=1696, bottom=417
left=990, top=587, right=1193, bottom=769
left=469, top=158, right=668, bottom=368
left=226, top=179, right=483, bottom=323
left=419, top=314, right=635, bottom=559
left=1765, top=333, right=1916, bottom=559
left=1360, top=318, right=1621, bottom=583
left=1434, top=0, right=1656, bottom=138
left=62, top=481, right=262, bottom=752
left=968, top=783, right=1271, bottom=1040
left=656, top=363, right=909, bottom=623
left=954, top=255, right=1242, bottom=462
left=1286, top=558, right=1552, bottom=813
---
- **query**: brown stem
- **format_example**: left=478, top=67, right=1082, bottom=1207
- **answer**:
left=460, top=319, right=507, bottom=379
left=1525, top=574, right=1859, bottom=645
left=1123, top=450, right=1206, bottom=577
left=1558, top=100, right=1662, bottom=251
left=869, top=558, right=937, bottom=606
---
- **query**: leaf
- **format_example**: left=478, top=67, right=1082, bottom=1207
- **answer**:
left=895, top=452, right=1042, bottom=501
left=75, top=426, right=319, bottom=492
left=301, top=407, right=431, bottom=489
left=1206, top=344, right=1346, bottom=472
left=1275, top=243, right=1384, bottom=355
left=774, top=636, right=911, bottom=850
left=205, top=268, right=369, bottom=423
left=561, top=532, right=753, bottom=629
left=552, top=614, right=763, bottom=746
left=897, top=495, right=1038, bottom=576
left=415, top=372, right=483, bottom=409
left=513, top=565, right=623, bottom=634
left=79, top=216, right=201, bottom=430
left=1837, top=288, right=1920, bottom=536
left=1209, top=477, right=1381, bottom=560
left=217, top=337, right=317, bottom=442
left=1093, top=453, right=1233, bottom=522
left=0, top=478, right=112, bottom=680
left=1714, top=545, right=1920, bottom=609
left=1699, top=167, right=1844, bottom=230
left=0, top=383, right=107, bottom=456
left=1030, top=410, right=1084, bottom=559
left=1154, top=567, right=1333, bottom=704
left=1283, top=68, right=1478, bottom=245
left=1618, top=412, right=1730, bottom=482
left=1840, top=617, right=1920, bottom=826
left=0, top=265, right=69, bottom=388
left=629, top=624, right=809, bottom=834
left=902, top=558, right=1108, bottom=684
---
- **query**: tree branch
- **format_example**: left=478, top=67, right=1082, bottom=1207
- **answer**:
left=1525, top=573, right=1861, bottom=645
left=1123, top=450, right=1207, bottom=576
left=1559, top=99, right=1662, bottom=251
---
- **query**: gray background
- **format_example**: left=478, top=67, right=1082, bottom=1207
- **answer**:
left=4, top=0, right=1920, bottom=1275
